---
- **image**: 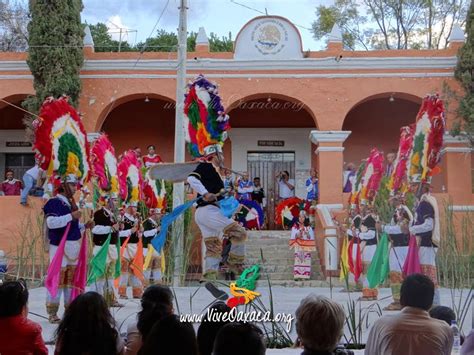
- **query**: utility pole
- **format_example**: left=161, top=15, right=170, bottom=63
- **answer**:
left=118, top=28, right=122, bottom=52
left=172, top=0, right=188, bottom=287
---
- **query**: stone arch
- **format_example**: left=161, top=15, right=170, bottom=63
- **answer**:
left=98, top=93, right=176, bottom=160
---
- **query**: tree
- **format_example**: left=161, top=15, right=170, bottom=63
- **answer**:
left=312, top=0, right=469, bottom=50
left=88, top=22, right=133, bottom=52
left=23, top=0, right=84, bottom=137
left=454, top=1, right=474, bottom=145
left=136, top=29, right=196, bottom=52
left=209, top=32, right=233, bottom=52
left=0, top=1, right=29, bottom=51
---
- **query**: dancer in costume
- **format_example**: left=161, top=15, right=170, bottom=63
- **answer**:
left=406, top=94, right=445, bottom=306
left=32, top=97, right=92, bottom=323
left=90, top=196, right=121, bottom=305
left=118, top=150, right=144, bottom=299
left=289, top=211, right=316, bottom=280
left=142, top=145, right=163, bottom=168
left=142, top=209, right=163, bottom=286
left=88, top=133, right=121, bottom=306
left=43, top=175, right=93, bottom=322
left=184, top=75, right=247, bottom=280
left=357, top=148, right=384, bottom=301
left=339, top=205, right=363, bottom=291
left=379, top=195, right=412, bottom=310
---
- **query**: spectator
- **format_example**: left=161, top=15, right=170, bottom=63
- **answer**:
left=138, top=314, right=198, bottom=355
left=365, top=273, right=453, bottom=355
left=223, top=169, right=235, bottom=192
left=0, top=279, right=48, bottom=355
left=126, top=285, right=174, bottom=355
left=213, top=322, right=266, bottom=355
left=251, top=177, right=265, bottom=206
left=237, top=172, right=254, bottom=200
left=55, top=291, right=124, bottom=355
left=197, top=302, right=231, bottom=355
left=1, top=169, right=23, bottom=196
left=142, top=145, right=162, bottom=168
left=343, top=163, right=356, bottom=193
left=429, top=305, right=456, bottom=326
left=305, top=169, right=319, bottom=202
left=276, top=170, right=295, bottom=201
left=385, top=152, right=396, bottom=177
left=295, top=294, right=349, bottom=355
left=20, top=162, right=43, bottom=205
left=461, top=330, right=474, bottom=355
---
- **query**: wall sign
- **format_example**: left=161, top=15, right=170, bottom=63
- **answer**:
left=6, top=141, right=32, bottom=147
left=258, top=140, right=284, bottom=147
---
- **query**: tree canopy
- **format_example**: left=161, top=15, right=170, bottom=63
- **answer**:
left=312, top=0, right=469, bottom=50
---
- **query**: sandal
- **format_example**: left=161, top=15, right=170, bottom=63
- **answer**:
left=48, top=315, right=61, bottom=324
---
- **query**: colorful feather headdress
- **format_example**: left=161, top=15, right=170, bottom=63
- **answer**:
left=408, top=95, right=446, bottom=184
left=275, top=197, right=311, bottom=228
left=184, top=74, right=230, bottom=158
left=143, top=172, right=167, bottom=214
left=359, top=148, right=384, bottom=206
left=90, top=134, right=119, bottom=199
left=388, top=126, right=414, bottom=196
left=118, top=150, right=143, bottom=207
left=33, top=96, right=90, bottom=186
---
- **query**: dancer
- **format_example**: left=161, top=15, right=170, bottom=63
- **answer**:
left=339, top=205, right=363, bottom=291
left=380, top=195, right=412, bottom=310
left=289, top=211, right=316, bottom=280
left=184, top=75, right=247, bottom=280
left=142, top=208, right=163, bottom=286
left=118, top=150, right=144, bottom=299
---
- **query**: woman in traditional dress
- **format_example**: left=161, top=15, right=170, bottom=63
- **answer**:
left=289, top=211, right=317, bottom=280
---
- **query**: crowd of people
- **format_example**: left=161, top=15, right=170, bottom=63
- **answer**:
left=1, top=274, right=473, bottom=355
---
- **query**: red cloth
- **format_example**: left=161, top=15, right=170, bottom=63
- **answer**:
left=1, top=180, right=22, bottom=195
left=403, top=235, right=422, bottom=277
left=0, top=315, right=48, bottom=355
left=142, top=154, right=162, bottom=167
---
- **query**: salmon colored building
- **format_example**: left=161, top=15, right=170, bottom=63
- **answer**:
left=0, top=16, right=472, bottom=277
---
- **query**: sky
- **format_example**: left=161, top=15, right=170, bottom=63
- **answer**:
left=80, top=0, right=334, bottom=50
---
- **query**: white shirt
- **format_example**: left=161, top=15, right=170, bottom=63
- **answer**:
left=25, top=165, right=42, bottom=180
left=278, top=179, right=295, bottom=199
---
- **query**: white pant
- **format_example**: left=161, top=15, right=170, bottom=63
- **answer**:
left=195, top=205, right=234, bottom=237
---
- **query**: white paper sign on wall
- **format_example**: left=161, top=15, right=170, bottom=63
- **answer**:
left=234, top=16, right=303, bottom=60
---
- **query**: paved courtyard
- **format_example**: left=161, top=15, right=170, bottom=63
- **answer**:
left=26, top=285, right=472, bottom=354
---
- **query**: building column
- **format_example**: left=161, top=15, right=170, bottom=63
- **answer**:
left=309, top=130, right=351, bottom=275
left=443, top=133, right=472, bottom=205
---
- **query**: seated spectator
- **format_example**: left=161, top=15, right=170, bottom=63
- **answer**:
left=126, top=285, right=174, bottom=355
left=295, top=294, right=349, bottom=355
left=138, top=314, right=198, bottom=355
left=197, top=302, right=231, bottom=355
left=0, top=169, right=23, bottom=196
left=55, top=291, right=123, bottom=355
left=237, top=172, right=254, bottom=201
left=251, top=177, right=265, bottom=206
left=213, top=322, right=266, bottom=355
left=429, top=305, right=456, bottom=326
left=461, top=330, right=474, bottom=355
left=305, top=169, right=319, bottom=202
left=365, top=273, right=453, bottom=355
left=0, top=279, right=48, bottom=355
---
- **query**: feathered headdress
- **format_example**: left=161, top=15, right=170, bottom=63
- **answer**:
left=359, top=148, right=384, bottom=206
left=33, top=96, right=90, bottom=186
left=236, top=199, right=264, bottom=230
left=90, top=134, right=119, bottom=198
left=408, top=95, right=446, bottom=184
left=143, top=172, right=167, bottom=213
left=275, top=197, right=311, bottom=228
left=184, top=74, right=230, bottom=158
left=388, top=126, right=414, bottom=196
left=118, top=150, right=143, bottom=207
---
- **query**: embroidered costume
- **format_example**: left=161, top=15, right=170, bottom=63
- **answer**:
left=289, top=211, right=316, bottom=280
left=142, top=213, right=162, bottom=286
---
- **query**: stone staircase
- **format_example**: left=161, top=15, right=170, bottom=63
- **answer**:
left=245, top=230, right=325, bottom=285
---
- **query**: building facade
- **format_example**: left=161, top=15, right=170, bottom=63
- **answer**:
left=0, top=16, right=472, bottom=274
